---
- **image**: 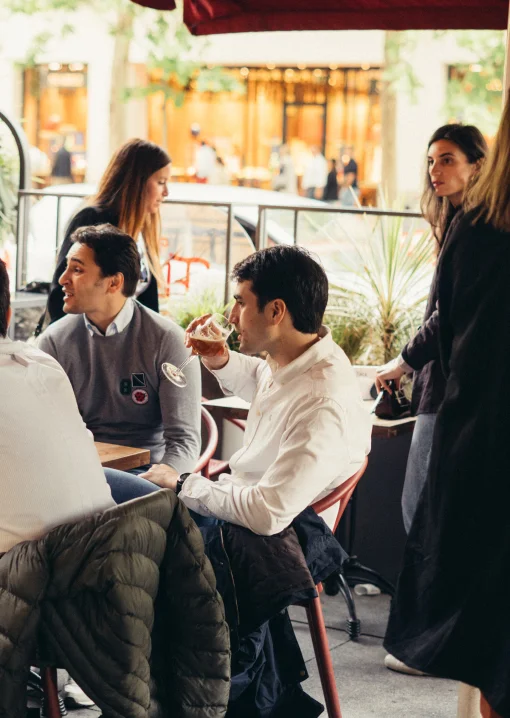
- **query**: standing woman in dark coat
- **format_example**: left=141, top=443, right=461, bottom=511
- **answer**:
left=45, top=139, right=170, bottom=324
left=375, top=125, right=487, bottom=533
left=384, top=98, right=510, bottom=718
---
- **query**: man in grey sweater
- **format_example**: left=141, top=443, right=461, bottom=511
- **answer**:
left=38, top=224, right=201, bottom=490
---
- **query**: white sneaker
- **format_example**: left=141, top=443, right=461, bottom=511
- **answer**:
left=64, top=676, right=95, bottom=707
left=384, top=654, right=429, bottom=676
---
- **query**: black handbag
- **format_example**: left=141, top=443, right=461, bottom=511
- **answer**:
left=374, top=379, right=411, bottom=420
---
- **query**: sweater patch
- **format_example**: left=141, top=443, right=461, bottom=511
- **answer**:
left=120, top=379, right=131, bottom=396
left=132, top=389, right=149, bottom=405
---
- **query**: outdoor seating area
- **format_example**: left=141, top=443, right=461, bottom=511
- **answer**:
left=2, top=1, right=510, bottom=717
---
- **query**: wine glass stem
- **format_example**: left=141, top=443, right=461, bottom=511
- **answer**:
left=176, top=353, right=197, bottom=373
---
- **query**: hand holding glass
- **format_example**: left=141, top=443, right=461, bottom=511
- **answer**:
left=162, top=313, right=233, bottom=387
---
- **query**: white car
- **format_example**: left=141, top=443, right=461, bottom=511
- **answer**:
left=26, top=182, right=328, bottom=292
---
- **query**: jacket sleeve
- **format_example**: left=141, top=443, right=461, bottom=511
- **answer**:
left=401, top=307, right=440, bottom=371
left=47, top=206, right=106, bottom=323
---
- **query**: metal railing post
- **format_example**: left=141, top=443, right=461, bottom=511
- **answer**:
left=224, top=204, right=232, bottom=306
left=255, top=207, right=261, bottom=250
left=55, top=196, right=62, bottom=255
left=293, top=209, right=299, bottom=246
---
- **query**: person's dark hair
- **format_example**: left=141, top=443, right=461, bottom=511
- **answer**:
left=232, top=246, right=328, bottom=333
left=421, top=123, right=488, bottom=247
left=71, top=224, right=141, bottom=297
left=0, top=259, right=10, bottom=337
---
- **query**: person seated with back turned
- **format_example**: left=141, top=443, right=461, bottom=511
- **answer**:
left=155, top=245, right=372, bottom=535
left=0, top=258, right=115, bottom=553
left=38, top=224, right=201, bottom=493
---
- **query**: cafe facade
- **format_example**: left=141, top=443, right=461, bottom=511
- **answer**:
left=0, top=12, right=476, bottom=199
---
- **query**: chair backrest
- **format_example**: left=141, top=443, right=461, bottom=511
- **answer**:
left=194, top=406, right=219, bottom=478
left=311, top=456, right=368, bottom=533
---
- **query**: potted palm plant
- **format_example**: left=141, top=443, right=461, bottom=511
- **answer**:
left=327, top=211, right=435, bottom=364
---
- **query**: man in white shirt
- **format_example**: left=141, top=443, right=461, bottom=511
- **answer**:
left=0, top=259, right=115, bottom=555
left=302, top=146, right=328, bottom=199
left=153, top=245, right=372, bottom=536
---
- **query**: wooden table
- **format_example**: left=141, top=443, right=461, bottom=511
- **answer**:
left=201, top=396, right=416, bottom=439
left=95, top=442, right=151, bottom=471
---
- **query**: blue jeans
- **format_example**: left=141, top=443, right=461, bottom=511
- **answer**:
left=104, top=467, right=160, bottom=504
left=401, top=413, right=437, bottom=533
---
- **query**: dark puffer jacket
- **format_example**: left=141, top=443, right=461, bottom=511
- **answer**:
left=0, top=490, right=230, bottom=718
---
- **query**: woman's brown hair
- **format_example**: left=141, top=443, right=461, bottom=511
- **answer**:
left=421, top=124, right=488, bottom=248
left=465, top=97, right=510, bottom=233
left=93, top=139, right=170, bottom=285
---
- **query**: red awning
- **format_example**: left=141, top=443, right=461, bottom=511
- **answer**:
left=132, top=0, right=509, bottom=35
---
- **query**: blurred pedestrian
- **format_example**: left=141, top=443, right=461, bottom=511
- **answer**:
left=341, top=146, right=359, bottom=191
left=302, top=146, right=327, bottom=199
left=209, top=155, right=231, bottom=185
left=271, top=144, right=297, bottom=194
left=51, top=138, right=73, bottom=185
left=322, top=158, right=339, bottom=202
left=338, top=170, right=360, bottom=207
left=195, top=141, right=216, bottom=183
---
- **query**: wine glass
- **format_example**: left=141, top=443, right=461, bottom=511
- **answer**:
left=162, top=313, right=233, bottom=388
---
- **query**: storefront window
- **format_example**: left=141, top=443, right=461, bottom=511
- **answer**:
left=147, top=65, right=381, bottom=195
left=22, top=63, right=88, bottom=185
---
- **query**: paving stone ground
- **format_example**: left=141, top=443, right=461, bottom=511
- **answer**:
left=49, top=592, right=457, bottom=718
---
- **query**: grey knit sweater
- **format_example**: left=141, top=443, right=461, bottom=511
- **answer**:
left=38, top=302, right=201, bottom=473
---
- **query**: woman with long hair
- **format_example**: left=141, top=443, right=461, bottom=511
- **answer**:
left=45, top=138, right=170, bottom=324
left=375, top=124, right=487, bottom=538
left=385, top=99, right=510, bottom=718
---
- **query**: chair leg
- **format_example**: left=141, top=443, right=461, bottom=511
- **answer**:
left=337, top=572, right=361, bottom=640
left=341, top=557, right=396, bottom=596
left=305, top=595, right=343, bottom=718
left=41, top=667, right=61, bottom=718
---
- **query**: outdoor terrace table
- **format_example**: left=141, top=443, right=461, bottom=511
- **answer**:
left=201, top=395, right=416, bottom=437
left=95, top=442, right=151, bottom=471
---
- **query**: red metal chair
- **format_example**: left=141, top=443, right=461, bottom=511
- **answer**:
left=163, top=254, right=210, bottom=296
left=28, top=664, right=65, bottom=717
left=194, top=405, right=220, bottom=478
left=40, top=667, right=63, bottom=717
left=481, top=695, right=502, bottom=718
left=296, top=457, right=368, bottom=718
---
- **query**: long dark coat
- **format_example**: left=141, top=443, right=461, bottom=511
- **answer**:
left=384, top=211, right=510, bottom=717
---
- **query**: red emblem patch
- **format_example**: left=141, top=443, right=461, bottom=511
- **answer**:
left=131, top=389, right=149, bottom=405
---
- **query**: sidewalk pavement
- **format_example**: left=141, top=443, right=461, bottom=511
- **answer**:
left=58, top=592, right=458, bottom=718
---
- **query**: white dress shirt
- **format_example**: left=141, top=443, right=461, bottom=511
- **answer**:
left=180, top=327, right=372, bottom=535
left=0, top=337, right=114, bottom=553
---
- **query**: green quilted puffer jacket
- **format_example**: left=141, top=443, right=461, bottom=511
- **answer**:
left=0, top=489, right=230, bottom=718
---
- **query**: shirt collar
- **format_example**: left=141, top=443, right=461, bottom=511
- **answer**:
left=84, top=298, right=135, bottom=337
left=266, top=326, right=335, bottom=386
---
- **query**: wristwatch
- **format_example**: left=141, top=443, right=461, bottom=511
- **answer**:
left=175, top=472, right=191, bottom=495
